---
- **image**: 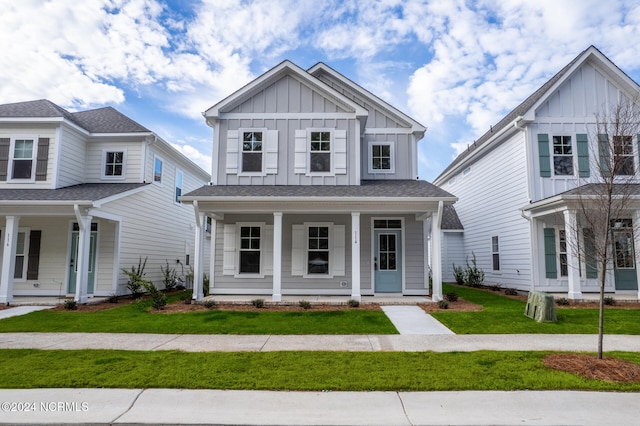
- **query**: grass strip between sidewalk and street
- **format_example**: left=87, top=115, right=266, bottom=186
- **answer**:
left=432, top=284, right=640, bottom=335
left=0, top=349, right=639, bottom=391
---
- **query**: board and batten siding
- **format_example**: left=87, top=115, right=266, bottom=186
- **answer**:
left=442, top=131, right=532, bottom=289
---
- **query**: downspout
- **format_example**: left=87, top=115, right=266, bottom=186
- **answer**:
left=520, top=209, right=537, bottom=293
left=141, top=134, right=158, bottom=183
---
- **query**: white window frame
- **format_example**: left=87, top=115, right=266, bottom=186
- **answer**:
left=304, top=222, right=333, bottom=278
left=611, top=219, right=635, bottom=269
left=612, top=135, right=635, bottom=176
left=13, top=228, right=30, bottom=281
left=153, top=155, right=164, bottom=185
left=8, top=136, right=37, bottom=182
left=368, top=141, right=395, bottom=174
left=558, top=228, right=568, bottom=277
left=101, top=149, right=127, bottom=180
left=491, top=235, right=500, bottom=272
left=174, top=168, right=183, bottom=204
left=236, top=222, right=264, bottom=278
left=552, top=135, right=575, bottom=177
left=307, top=129, right=333, bottom=175
left=238, top=128, right=266, bottom=176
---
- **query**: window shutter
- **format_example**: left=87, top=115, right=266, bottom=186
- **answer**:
left=35, top=138, right=50, bottom=181
left=294, top=130, right=307, bottom=174
left=222, top=224, right=237, bottom=275
left=576, top=134, right=590, bottom=177
left=291, top=225, right=304, bottom=276
left=27, top=230, right=42, bottom=280
left=537, top=134, right=551, bottom=177
left=226, top=130, right=239, bottom=174
left=334, top=129, right=347, bottom=174
left=332, top=225, right=345, bottom=276
left=263, top=225, right=274, bottom=276
left=265, top=130, right=278, bottom=175
left=543, top=228, right=557, bottom=279
left=598, top=134, right=610, bottom=178
left=0, top=138, right=10, bottom=181
left=583, top=228, right=598, bottom=279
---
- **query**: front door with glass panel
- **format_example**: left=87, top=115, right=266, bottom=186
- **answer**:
left=612, top=219, right=638, bottom=290
left=374, top=229, right=402, bottom=292
left=68, top=223, right=98, bottom=294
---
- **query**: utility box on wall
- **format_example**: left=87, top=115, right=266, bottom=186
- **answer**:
left=525, top=291, right=557, bottom=322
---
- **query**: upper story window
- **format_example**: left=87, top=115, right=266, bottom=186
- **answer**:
left=309, top=131, right=331, bottom=173
left=10, top=138, right=35, bottom=180
left=613, top=135, right=634, bottom=176
left=552, top=135, right=574, bottom=176
left=242, top=131, right=263, bottom=173
left=368, top=142, right=394, bottom=174
left=153, top=156, right=163, bottom=184
left=103, top=150, right=126, bottom=179
left=175, top=169, right=183, bottom=204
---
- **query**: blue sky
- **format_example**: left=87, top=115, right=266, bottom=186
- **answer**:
left=2, top=0, right=640, bottom=181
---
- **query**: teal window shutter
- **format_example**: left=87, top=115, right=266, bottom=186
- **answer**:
left=598, top=134, right=610, bottom=178
left=538, top=134, right=551, bottom=177
left=583, top=228, right=598, bottom=279
left=543, top=228, right=557, bottom=278
left=576, top=134, right=590, bottom=177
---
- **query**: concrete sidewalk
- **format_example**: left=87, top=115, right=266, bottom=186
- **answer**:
left=0, top=388, right=637, bottom=425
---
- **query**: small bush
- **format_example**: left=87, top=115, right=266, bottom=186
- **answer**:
left=122, top=257, right=149, bottom=298
left=108, top=294, right=119, bottom=304
left=347, top=299, right=360, bottom=308
left=556, top=297, right=570, bottom=306
left=504, top=288, right=518, bottom=296
left=161, top=261, right=179, bottom=291
left=203, top=299, right=217, bottom=309
left=452, top=263, right=465, bottom=285
left=464, top=252, right=485, bottom=287
left=298, top=300, right=312, bottom=310
left=444, top=292, right=458, bottom=302
left=180, top=292, right=192, bottom=305
left=489, top=283, right=501, bottom=291
left=604, top=296, right=616, bottom=306
left=437, top=300, right=449, bottom=309
left=142, top=281, right=167, bottom=310
left=251, top=298, right=265, bottom=308
left=63, top=299, right=77, bottom=310
left=203, top=273, right=210, bottom=296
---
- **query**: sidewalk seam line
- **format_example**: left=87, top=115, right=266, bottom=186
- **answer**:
left=151, top=334, right=183, bottom=350
left=110, top=388, right=145, bottom=424
left=260, top=335, right=272, bottom=352
left=397, top=392, right=415, bottom=426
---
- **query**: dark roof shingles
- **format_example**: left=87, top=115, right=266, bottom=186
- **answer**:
left=0, top=183, right=148, bottom=202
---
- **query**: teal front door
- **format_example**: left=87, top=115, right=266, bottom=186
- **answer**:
left=612, top=220, right=638, bottom=290
left=68, top=224, right=98, bottom=294
left=374, top=230, right=402, bottom=292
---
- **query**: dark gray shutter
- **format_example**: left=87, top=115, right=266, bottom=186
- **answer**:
left=0, top=138, right=10, bottom=181
left=544, top=228, right=557, bottom=279
left=576, top=134, right=590, bottom=177
left=27, top=230, right=42, bottom=280
left=35, top=138, right=49, bottom=181
left=537, top=134, right=551, bottom=177
left=598, top=134, right=610, bottom=178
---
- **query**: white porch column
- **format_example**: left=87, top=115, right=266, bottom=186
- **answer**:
left=634, top=210, right=640, bottom=300
left=563, top=209, right=582, bottom=300
left=209, top=217, right=217, bottom=293
left=272, top=212, right=282, bottom=302
left=192, top=207, right=206, bottom=301
left=529, top=216, right=540, bottom=292
left=0, top=216, right=20, bottom=304
left=430, top=202, right=443, bottom=302
left=351, top=212, right=361, bottom=301
left=74, top=206, right=92, bottom=303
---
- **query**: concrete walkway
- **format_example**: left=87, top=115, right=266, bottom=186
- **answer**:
left=0, top=305, right=53, bottom=319
left=381, top=305, right=454, bottom=334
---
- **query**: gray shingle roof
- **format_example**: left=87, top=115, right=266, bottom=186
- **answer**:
left=0, top=183, right=148, bottom=202
left=0, top=99, right=149, bottom=134
left=557, top=183, right=640, bottom=197
left=441, top=205, right=463, bottom=230
left=183, top=180, right=456, bottom=199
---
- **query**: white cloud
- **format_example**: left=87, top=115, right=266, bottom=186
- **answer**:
left=170, top=142, right=211, bottom=174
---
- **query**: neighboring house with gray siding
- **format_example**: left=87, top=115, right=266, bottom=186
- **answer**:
left=181, top=60, right=456, bottom=301
left=435, top=46, right=640, bottom=299
left=0, top=99, right=210, bottom=303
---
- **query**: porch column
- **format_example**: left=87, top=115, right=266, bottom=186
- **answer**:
left=563, top=209, right=582, bottom=300
left=0, top=216, right=20, bottom=304
left=272, top=212, right=282, bottom=302
left=430, top=202, right=443, bottom=301
left=351, top=212, right=361, bottom=301
left=192, top=209, right=206, bottom=301
left=209, top=217, right=217, bottom=293
left=634, top=211, right=640, bottom=300
left=74, top=207, right=92, bottom=303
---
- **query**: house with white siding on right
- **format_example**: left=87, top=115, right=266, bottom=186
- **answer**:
left=434, top=46, right=640, bottom=300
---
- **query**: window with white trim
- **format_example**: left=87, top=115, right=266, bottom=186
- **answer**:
left=368, top=142, right=394, bottom=173
left=103, top=150, right=125, bottom=178
left=239, top=226, right=261, bottom=274
left=174, top=169, right=183, bottom=203
left=309, top=131, right=331, bottom=173
left=491, top=236, right=500, bottom=271
left=10, top=138, right=36, bottom=180
left=552, top=135, right=574, bottom=176
left=307, top=225, right=330, bottom=275
left=558, top=230, right=568, bottom=276
left=241, top=131, right=263, bottom=173
left=291, top=223, right=345, bottom=278
left=611, top=219, right=635, bottom=268
left=613, top=135, right=634, bottom=176
left=153, top=156, right=163, bottom=184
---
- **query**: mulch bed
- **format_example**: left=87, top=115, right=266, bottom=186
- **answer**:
left=544, top=353, right=640, bottom=383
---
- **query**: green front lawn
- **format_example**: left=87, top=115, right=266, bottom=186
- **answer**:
left=0, top=296, right=397, bottom=335
left=0, top=349, right=638, bottom=391
left=433, top=284, right=640, bottom=334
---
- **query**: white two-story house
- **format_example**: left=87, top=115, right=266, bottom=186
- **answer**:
left=435, top=46, right=640, bottom=300
left=181, top=61, right=456, bottom=301
left=0, top=99, right=210, bottom=303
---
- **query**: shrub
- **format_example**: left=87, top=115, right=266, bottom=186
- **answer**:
left=347, top=299, right=360, bottom=308
left=203, top=299, right=217, bottom=309
left=504, top=288, right=518, bottom=296
left=122, top=257, right=149, bottom=298
left=142, top=281, right=167, bottom=310
left=63, top=299, right=77, bottom=310
left=437, top=300, right=449, bottom=309
left=556, top=297, right=570, bottom=306
left=464, top=253, right=485, bottom=287
left=604, top=296, right=616, bottom=306
left=444, top=292, right=458, bottom=302
left=298, top=300, right=312, bottom=310
left=452, top=263, right=465, bottom=285
left=161, top=261, right=178, bottom=291
left=489, top=283, right=501, bottom=291
left=108, top=294, right=119, bottom=304
left=203, top=273, right=210, bottom=296
left=251, top=298, right=265, bottom=308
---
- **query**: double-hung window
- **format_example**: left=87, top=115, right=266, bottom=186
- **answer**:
left=611, top=219, right=635, bottom=268
left=10, top=138, right=35, bottom=180
left=552, top=136, right=573, bottom=176
left=613, top=135, right=634, bottom=175
left=309, top=131, right=331, bottom=173
left=558, top=230, right=568, bottom=276
left=153, top=156, right=163, bottom=184
left=239, top=225, right=261, bottom=274
left=174, top=169, right=183, bottom=203
left=241, top=131, right=263, bottom=173
left=491, top=236, right=500, bottom=271
left=369, top=142, right=394, bottom=173
left=307, top=226, right=329, bottom=274
left=103, top=150, right=125, bottom=179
